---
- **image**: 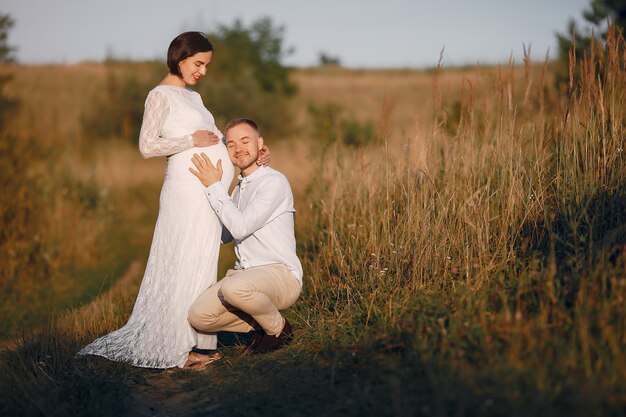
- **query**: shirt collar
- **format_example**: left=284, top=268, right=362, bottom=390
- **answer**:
left=238, top=165, right=268, bottom=185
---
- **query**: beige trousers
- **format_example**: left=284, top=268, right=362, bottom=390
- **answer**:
left=188, top=263, right=301, bottom=336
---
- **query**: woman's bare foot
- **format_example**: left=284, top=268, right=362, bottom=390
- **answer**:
left=182, top=351, right=222, bottom=370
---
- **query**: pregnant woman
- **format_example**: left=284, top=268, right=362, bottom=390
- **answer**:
left=79, top=32, right=266, bottom=369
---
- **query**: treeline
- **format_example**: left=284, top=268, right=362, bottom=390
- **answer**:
left=84, top=17, right=297, bottom=144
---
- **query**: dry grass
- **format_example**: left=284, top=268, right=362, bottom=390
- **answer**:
left=293, top=67, right=435, bottom=129
left=1, top=28, right=625, bottom=416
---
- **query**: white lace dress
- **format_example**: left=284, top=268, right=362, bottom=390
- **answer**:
left=79, top=85, right=234, bottom=368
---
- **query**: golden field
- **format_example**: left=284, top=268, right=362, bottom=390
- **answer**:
left=0, top=30, right=625, bottom=416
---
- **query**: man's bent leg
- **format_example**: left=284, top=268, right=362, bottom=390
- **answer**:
left=218, top=264, right=301, bottom=336
left=188, top=271, right=257, bottom=333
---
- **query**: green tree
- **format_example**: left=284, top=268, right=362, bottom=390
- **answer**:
left=83, top=17, right=297, bottom=142
left=555, top=0, right=626, bottom=87
left=308, top=102, right=374, bottom=148
left=0, top=13, right=16, bottom=128
left=198, top=17, right=297, bottom=138
left=207, top=17, right=295, bottom=96
left=318, top=52, right=341, bottom=67
left=0, top=13, right=14, bottom=62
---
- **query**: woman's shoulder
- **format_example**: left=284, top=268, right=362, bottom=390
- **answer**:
left=150, top=85, right=200, bottom=100
left=149, top=85, right=178, bottom=95
left=153, top=85, right=199, bottom=93
left=146, top=85, right=171, bottom=100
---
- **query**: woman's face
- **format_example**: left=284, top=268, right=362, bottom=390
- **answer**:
left=178, top=51, right=213, bottom=86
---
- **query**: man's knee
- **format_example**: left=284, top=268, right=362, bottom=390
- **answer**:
left=219, top=278, right=253, bottom=306
left=188, top=301, right=219, bottom=330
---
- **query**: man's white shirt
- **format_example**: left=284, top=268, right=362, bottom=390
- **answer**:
left=204, top=166, right=303, bottom=283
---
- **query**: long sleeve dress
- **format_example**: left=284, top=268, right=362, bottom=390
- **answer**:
left=79, top=85, right=235, bottom=368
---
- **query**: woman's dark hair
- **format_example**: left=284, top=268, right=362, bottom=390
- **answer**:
left=167, top=32, right=213, bottom=77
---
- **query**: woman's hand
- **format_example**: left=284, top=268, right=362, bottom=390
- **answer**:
left=192, top=130, right=220, bottom=147
left=257, top=145, right=271, bottom=166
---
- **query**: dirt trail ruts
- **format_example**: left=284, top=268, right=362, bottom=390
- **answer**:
left=1, top=260, right=144, bottom=351
left=89, top=260, right=224, bottom=416
left=4, top=260, right=226, bottom=415
left=128, top=371, right=225, bottom=417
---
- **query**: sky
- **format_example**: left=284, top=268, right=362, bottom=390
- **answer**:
left=1, top=0, right=591, bottom=68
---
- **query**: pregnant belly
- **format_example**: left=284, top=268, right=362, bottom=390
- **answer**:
left=165, top=145, right=232, bottom=181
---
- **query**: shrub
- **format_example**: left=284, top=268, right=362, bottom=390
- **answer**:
left=308, top=101, right=375, bottom=148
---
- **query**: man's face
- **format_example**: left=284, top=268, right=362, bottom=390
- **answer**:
left=225, top=123, right=263, bottom=174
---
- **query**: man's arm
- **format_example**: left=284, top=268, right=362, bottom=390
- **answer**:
left=205, top=177, right=289, bottom=240
left=189, top=152, right=291, bottom=240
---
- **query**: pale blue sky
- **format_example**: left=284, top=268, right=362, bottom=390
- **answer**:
left=1, top=0, right=590, bottom=68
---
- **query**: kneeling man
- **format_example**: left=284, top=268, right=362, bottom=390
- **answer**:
left=188, top=118, right=302, bottom=353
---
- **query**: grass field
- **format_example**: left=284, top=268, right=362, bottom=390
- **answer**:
left=0, top=29, right=625, bottom=416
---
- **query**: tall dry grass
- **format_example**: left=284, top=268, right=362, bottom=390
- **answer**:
left=296, top=26, right=625, bottom=404
left=0, top=63, right=162, bottom=340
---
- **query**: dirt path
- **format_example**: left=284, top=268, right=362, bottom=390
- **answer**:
left=1, top=260, right=145, bottom=351
left=4, top=261, right=228, bottom=416
left=127, top=371, right=226, bottom=417
left=90, top=261, right=225, bottom=416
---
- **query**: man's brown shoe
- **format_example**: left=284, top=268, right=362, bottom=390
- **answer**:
left=251, top=319, right=293, bottom=354
left=247, top=329, right=266, bottom=351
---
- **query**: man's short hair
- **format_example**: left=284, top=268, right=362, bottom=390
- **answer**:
left=224, top=118, right=260, bottom=135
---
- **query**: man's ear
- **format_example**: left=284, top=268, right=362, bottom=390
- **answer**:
left=257, top=136, right=264, bottom=150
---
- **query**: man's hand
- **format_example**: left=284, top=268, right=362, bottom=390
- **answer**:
left=189, top=153, right=223, bottom=187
